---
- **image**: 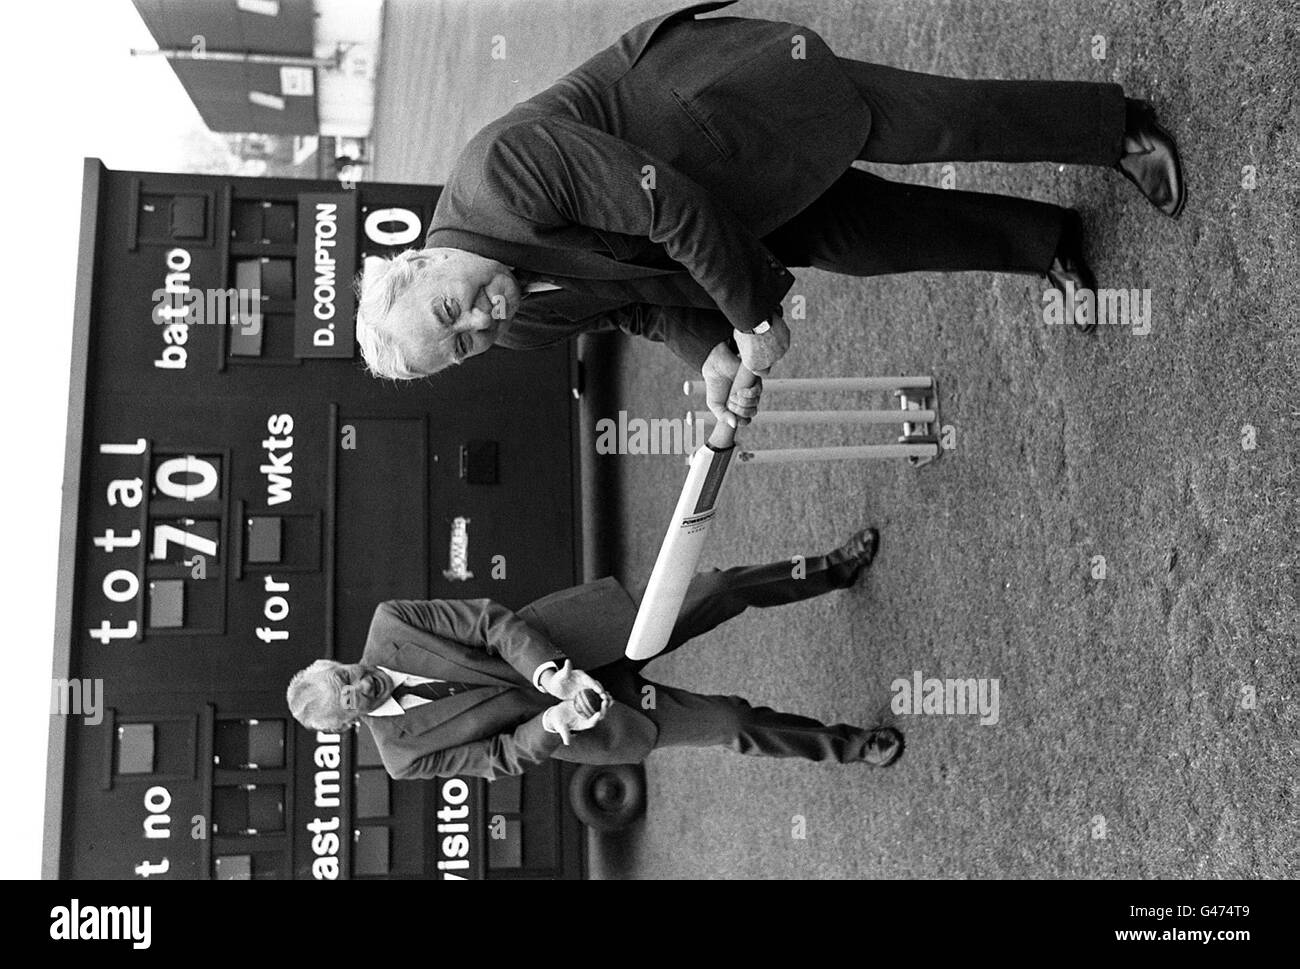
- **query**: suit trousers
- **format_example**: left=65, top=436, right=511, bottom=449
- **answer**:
left=599, top=550, right=885, bottom=765
left=764, top=60, right=1127, bottom=277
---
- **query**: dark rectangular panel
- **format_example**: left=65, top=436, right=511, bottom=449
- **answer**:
left=260, top=258, right=294, bottom=300
left=520, top=770, right=559, bottom=869
left=247, top=720, right=285, bottom=768
left=148, top=580, right=184, bottom=628
left=487, top=774, right=522, bottom=814
left=215, top=720, right=285, bottom=770
left=462, top=440, right=499, bottom=484
left=248, top=785, right=284, bottom=832
left=214, top=787, right=248, bottom=833
left=116, top=723, right=155, bottom=775
left=487, top=819, right=522, bottom=870
left=230, top=200, right=264, bottom=242
left=170, top=196, right=207, bottom=238
left=354, top=768, right=390, bottom=819
left=262, top=203, right=296, bottom=243
left=262, top=312, right=296, bottom=359
left=353, top=826, right=390, bottom=876
left=246, top=516, right=283, bottom=563
left=335, top=418, right=426, bottom=657
left=214, top=720, right=247, bottom=767
left=138, top=194, right=172, bottom=240
left=228, top=317, right=264, bottom=357
left=214, top=854, right=251, bottom=880
left=235, top=258, right=261, bottom=294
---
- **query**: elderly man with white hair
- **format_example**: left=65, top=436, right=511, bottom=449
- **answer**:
left=285, top=530, right=903, bottom=780
left=353, top=0, right=1184, bottom=427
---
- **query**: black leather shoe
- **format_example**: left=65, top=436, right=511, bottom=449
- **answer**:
left=827, top=527, right=880, bottom=587
left=861, top=726, right=904, bottom=767
left=1116, top=98, right=1186, bottom=219
left=1046, top=209, right=1097, bottom=333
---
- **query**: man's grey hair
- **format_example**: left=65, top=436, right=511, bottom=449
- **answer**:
left=354, top=248, right=431, bottom=381
left=286, top=659, right=357, bottom=732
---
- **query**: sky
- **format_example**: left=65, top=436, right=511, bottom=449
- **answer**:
left=0, top=0, right=215, bottom=879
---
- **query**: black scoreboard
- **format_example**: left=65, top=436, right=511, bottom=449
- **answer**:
left=45, top=160, right=601, bottom=880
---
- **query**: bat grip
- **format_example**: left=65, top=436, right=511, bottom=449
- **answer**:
left=706, top=366, right=760, bottom=450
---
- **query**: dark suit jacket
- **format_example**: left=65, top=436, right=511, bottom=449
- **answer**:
left=426, top=0, right=872, bottom=371
left=360, top=577, right=656, bottom=781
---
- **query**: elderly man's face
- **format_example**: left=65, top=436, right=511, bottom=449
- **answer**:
left=304, top=660, right=396, bottom=725
left=385, top=248, right=522, bottom=375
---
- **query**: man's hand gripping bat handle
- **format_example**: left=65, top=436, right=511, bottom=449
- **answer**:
left=624, top=367, right=759, bottom=660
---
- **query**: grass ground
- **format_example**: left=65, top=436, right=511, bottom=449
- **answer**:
left=373, top=0, right=1298, bottom=878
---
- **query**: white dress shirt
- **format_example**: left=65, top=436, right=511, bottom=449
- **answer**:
left=368, top=663, right=558, bottom=717
left=367, top=666, right=444, bottom=717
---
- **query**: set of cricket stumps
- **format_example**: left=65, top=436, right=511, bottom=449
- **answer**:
left=625, top=373, right=940, bottom=661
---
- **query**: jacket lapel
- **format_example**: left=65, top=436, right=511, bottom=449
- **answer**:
left=391, top=640, right=523, bottom=687
left=386, top=686, right=513, bottom=738
left=358, top=639, right=529, bottom=739
left=624, top=0, right=739, bottom=67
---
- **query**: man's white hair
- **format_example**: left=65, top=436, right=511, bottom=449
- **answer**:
left=286, top=659, right=357, bottom=732
left=354, top=248, right=434, bottom=381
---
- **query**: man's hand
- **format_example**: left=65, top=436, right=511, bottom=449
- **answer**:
left=702, top=342, right=763, bottom=429
left=734, top=312, right=790, bottom=376
left=540, top=660, right=609, bottom=705
left=542, top=695, right=610, bottom=745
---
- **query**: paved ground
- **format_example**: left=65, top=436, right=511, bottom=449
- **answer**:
left=373, top=0, right=1298, bottom=878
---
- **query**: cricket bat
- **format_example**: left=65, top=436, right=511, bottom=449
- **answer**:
left=624, top=367, right=759, bottom=660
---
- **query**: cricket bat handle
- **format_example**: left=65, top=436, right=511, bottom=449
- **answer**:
left=706, top=366, right=760, bottom=450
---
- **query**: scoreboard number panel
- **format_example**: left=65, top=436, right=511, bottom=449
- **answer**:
left=361, top=206, right=424, bottom=250
left=149, top=520, right=219, bottom=565
left=152, top=454, right=221, bottom=502
left=148, top=454, right=223, bottom=568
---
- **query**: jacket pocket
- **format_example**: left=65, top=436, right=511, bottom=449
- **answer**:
left=670, top=88, right=733, bottom=160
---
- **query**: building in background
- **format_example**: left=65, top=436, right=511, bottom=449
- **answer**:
left=131, top=0, right=383, bottom=179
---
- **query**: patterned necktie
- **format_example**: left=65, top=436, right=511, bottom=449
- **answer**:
left=392, top=680, right=474, bottom=703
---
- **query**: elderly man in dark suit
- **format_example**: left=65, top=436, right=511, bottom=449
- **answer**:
left=356, top=0, right=1184, bottom=425
left=286, top=529, right=902, bottom=780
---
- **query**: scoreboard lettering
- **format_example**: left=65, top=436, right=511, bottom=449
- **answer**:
left=435, top=777, right=476, bottom=879
left=87, top=439, right=230, bottom=644
left=142, top=189, right=437, bottom=369
left=295, top=194, right=357, bottom=358
left=261, top=413, right=295, bottom=506
left=307, top=730, right=343, bottom=880
left=153, top=248, right=194, bottom=370
left=88, top=438, right=148, bottom=644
